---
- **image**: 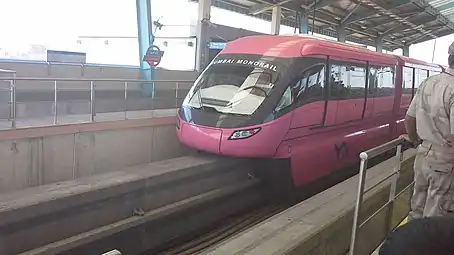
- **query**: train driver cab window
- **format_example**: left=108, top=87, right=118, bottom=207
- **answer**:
left=286, top=63, right=326, bottom=127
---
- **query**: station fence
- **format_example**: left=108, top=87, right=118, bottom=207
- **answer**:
left=349, top=137, right=415, bottom=255
left=0, top=74, right=194, bottom=129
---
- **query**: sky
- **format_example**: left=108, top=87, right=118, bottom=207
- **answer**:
left=0, top=0, right=452, bottom=70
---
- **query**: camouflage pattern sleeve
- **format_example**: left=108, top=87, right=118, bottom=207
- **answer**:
left=446, top=86, right=454, bottom=135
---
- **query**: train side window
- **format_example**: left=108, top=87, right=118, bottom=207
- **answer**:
left=292, top=64, right=325, bottom=105
left=275, top=86, right=293, bottom=112
left=403, top=67, right=413, bottom=95
left=376, top=66, right=395, bottom=97
left=370, top=66, right=395, bottom=116
left=286, top=63, right=326, bottom=127
left=329, top=63, right=366, bottom=100
left=368, top=66, right=379, bottom=98
left=415, top=68, right=428, bottom=91
left=345, top=65, right=367, bottom=99
left=329, top=61, right=366, bottom=123
left=275, top=64, right=325, bottom=114
left=429, top=70, right=440, bottom=76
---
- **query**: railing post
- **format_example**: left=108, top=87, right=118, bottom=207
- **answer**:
left=90, top=80, right=95, bottom=122
left=175, top=81, right=179, bottom=111
left=53, top=80, right=58, bottom=125
left=10, top=78, right=16, bottom=129
left=349, top=152, right=369, bottom=255
left=124, top=81, right=128, bottom=120
left=384, top=144, right=402, bottom=234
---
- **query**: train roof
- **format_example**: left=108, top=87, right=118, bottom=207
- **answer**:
left=221, top=35, right=440, bottom=69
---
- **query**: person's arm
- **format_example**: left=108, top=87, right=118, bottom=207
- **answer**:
left=404, top=92, right=420, bottom=145
left=404, top=114, right=419, bottom=144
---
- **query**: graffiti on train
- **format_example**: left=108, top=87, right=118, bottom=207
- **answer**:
left=334, top=142, right=348, bottom=160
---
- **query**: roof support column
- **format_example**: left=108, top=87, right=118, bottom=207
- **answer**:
left=136, top=0, right=154, bottom=95
left=375, top=36, right=383, bottom=53
left=298, top=10, right=309, bottom=34
left=337, top=25, right=346, bottom=42
left=195, top=0, right=211, bottom=72
left=402, top=44, right=410, bottom=57
left=271, top=6, right=282, bottom=35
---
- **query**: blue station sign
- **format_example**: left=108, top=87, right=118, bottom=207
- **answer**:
left=207, top=42, right=227, bottom=50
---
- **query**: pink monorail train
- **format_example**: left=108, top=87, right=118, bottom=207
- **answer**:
left=176, top=35, right=442, bottom=188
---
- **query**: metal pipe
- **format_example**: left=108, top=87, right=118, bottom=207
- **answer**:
left=175, top=82, right=179, bottom=109
left=349, top=156, right=368, bottom=255
left=10, top=78, right=16, bottom=128
left=361, top=137, right=404, bottom=159
left=90, top=81, right=95, bottom=122
left=384, top=144, right=402, bottom=234
left=53, top=80, right=58, bottom=125
left=124, top=81, right=128, bottom=120
left=0, top=77, right=194, bottom=83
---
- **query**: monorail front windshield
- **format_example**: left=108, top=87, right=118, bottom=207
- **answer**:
left=184, top=58, right=280, bottom=116
left=179, top=54, right=294, bottom=128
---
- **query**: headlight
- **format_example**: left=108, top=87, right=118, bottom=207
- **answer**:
left=229, top=128, right=261, bottom=140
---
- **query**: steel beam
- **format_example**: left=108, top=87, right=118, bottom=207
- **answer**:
left=341, top=3, right=361, bottom=24
left=342, top=0, right=412, bottom=25
left=249, top=0, right=335, bottom=15
left=209, top=0, right=400, bottom=48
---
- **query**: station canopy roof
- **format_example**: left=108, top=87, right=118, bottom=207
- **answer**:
left=198, top=0, right=454, bottom=51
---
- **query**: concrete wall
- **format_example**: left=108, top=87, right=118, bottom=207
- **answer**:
left=0, top=117, right=192, bottom=194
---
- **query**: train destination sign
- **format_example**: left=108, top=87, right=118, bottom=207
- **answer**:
left=212, top=58, right=278, bottom=72
left=143, top=45, right=164, bottom=67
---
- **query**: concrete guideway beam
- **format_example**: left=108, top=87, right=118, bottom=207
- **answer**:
left=0, top=156, right=261, bottom=255
left=196, top=0, right=211, bottom=72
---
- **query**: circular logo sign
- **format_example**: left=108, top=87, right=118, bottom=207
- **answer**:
left=143, top=45, right=164, bottom=67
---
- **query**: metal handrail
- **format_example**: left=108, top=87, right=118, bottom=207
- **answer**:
left=349, top=137, right=406, bottom=255
left=0, top=77, right=194, bottom=128
left=0, top=77, right=194, bottom=82
left=359, top=138, right=405, bottom=160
